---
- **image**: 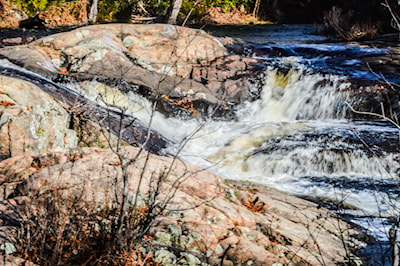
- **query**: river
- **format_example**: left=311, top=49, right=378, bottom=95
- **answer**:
left=161, top=24, right=399, bottom=264
left=1, top=24, right=399, bottom=264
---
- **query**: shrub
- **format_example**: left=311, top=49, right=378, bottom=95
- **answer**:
left=13, top=0, right=48, bottom=15
left=323, top=6, right=379, bottom=41
left=18, top=190, right=160, bottom=265
left=42, top=0, right=88, bottom=26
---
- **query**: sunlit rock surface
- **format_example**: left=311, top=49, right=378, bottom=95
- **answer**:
left=0, top=75, right=77, bottom=160
left=0, top=146, right=363, bottom=265
left=0, top=24, right=367, bottom=265
left=0, top=24, right=262, bottom=115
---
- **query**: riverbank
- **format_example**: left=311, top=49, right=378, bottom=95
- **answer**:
left=0, top=144, right=364, bottom=265
left=0, top=0, right=268, bottom=30
left=0, top=23, right=367, bottom=265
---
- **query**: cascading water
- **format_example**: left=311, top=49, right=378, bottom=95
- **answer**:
left=237, top=65, right=352, bottom=121
left=161, top=28, right=400, bottom=260
left=55, top=34, right=400, bottom=247
left=168, top=67, right=400, bottom=220
left=1, top=24, right=399, bottom=263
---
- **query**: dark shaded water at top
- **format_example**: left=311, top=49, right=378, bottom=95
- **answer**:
left=206, top=24, right=400, bottom=83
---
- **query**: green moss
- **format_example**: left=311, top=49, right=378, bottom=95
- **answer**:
left=225, top=194, right=233, bottom=202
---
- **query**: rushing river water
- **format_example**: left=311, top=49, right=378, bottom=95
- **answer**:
left=164, top=24, right=399, bottom=263
left=1, top=24, right=399, bottom=263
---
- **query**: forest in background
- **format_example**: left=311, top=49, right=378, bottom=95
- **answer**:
left=1, top=0, right=400, bottom=40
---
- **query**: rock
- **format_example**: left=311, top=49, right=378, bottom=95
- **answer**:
left=0, top=24, right=263, bottom=117
left=0, top=23, right=365, bottom=265
left=0, top=46, right=59, bottom=74
left=0, top=255, right=36, bottom=266
left=0, top=75, right=77, bottom=160
left=0, top=146, right=364, bottom=265
left=0, top=28, right=62, bottom=48
left=0, top=36, right=36, bottom=46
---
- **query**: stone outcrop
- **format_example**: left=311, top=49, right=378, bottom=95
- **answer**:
left=0, top=146, right=363, bottom=265
left=0, top=24, right=365, bottom=265
left=0, top=24, right=262, bottom=117
left=0, top=75, right=77, bottom=160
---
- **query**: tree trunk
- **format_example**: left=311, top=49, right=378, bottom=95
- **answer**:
left=88, top=0, right=98, bottom=23
left=390, top=223, right=399, bottom=266
left=166, top=0, right=182, bottom=25
left=253, top=0, right=261, bottom=17
left=273, top=0, right=279, bottom=10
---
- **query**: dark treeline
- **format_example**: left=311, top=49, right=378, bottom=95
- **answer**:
left=259, top=0, right=396, bottom=25
left=3, top=0, right=400, bottom=39
left=258, top=0, right=400, bottom=39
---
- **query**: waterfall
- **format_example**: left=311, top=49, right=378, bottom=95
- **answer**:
left=1, top=31, right=399, bottom=244
left=237, top=66, right=352, bottom=121
left=165, top=66, right=400, bottom=222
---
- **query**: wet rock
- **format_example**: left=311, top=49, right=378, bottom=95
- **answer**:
left=0, top=46, right=59, bottom=75
left=0, top=28, right=63, bottom=48
left=0, top=24, right=263, bottom=117
left=0, top=36, right=36, bottom=46
left=0, top=146, right=364, bottom=265
left=0, top=75, right=77, bottom=160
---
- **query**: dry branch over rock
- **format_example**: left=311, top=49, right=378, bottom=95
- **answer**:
left=0, top=147, right=363, bottom=264
left=0, top=24, right=263, bottom=118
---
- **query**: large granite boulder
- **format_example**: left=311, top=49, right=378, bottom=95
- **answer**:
left=0, top=146, right=363, bottom=265
left=0, top=75, right=77, bottom=160
left=0, top=24, right=262, bottom=117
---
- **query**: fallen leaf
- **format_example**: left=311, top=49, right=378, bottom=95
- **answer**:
left=0, top=100, right=15, bottom=107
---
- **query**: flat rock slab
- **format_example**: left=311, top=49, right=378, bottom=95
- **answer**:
left=0, top=146, right=363, bottom=265
left=0, top=24, right=262, bottom=117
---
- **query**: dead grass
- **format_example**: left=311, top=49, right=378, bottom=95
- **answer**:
left=42, top=0, right=88, bottom=28
left=0, top=0, right=26, bottom=28
left=202, top=7, right=270, bottom=25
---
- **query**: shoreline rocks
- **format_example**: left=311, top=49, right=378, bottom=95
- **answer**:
left=0, top=23, right=264, bottom=118
left=0, top=23, right=366, bottom=264
left=0, top=75, right=77, bottom=160
left=0, top=146, right=364, bottom=265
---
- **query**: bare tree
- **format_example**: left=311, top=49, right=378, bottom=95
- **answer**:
left=253, top=0, right=261, bottom=17
left=88, top=0, right=98, bottom=23
left=166, top=0, right=182, bottom=24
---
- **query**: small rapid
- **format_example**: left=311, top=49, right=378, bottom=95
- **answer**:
left=161, top=27, right=400, bottom=254
left=237, top=66, right=352, bottom=121
left=1, top=24, right=399, bottom=263
left=167, top=69, right=400, bottom=220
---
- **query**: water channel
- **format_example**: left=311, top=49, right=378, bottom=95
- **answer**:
left=165, top=24, right=400, bottom=264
